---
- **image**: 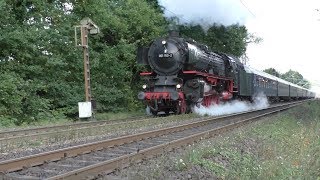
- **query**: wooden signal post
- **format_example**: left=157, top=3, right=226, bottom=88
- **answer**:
left=75, top=18, right=99, bottom=118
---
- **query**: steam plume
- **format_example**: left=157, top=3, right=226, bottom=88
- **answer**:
left=158, top=0, right=252, bottom=27
left=194, top=93, right=269, bottom=116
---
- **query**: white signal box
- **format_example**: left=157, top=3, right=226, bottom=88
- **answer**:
left=78, top=102, right=92, bottom=118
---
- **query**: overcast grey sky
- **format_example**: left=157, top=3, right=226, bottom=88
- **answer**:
left=158, top=0, right=251, bottom=26
left=158, top=0, right=320, bottom=95
left=245, top=0, right=320, bottom=95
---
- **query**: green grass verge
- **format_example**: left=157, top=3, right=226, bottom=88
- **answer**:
left=176, top=100, right=320, bottom=179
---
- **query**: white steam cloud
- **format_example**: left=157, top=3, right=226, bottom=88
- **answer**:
left=158, top=0, right=252, bottom=27
left=194, top=93, right=269, bottom=116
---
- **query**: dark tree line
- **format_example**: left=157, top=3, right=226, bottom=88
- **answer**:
left=263, top=68, right=311, bottom=88
left=179, top=24, right=249, bottom=57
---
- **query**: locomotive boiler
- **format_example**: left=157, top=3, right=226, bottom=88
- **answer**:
left=137, top=31, right=236, bottom=115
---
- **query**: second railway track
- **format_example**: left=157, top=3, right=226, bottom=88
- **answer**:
left=0, top=100, right=309, bottom=180
left=0, top=116, right=153, bottom=150
left=0, top=116, right=148, bottom=139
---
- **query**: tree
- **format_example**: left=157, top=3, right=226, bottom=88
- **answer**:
left=179, top=24, right=207, bottom=44
left=179, top=23, right=257, bottom=57
left=263, top=68, right=311, bottom=89
left=0, top=0, right=83, bottom=124
left=147, top=0, right=164, bottom=13
left=263, top=68, right=281, bottom=77
left=0, top=0, right=167, bottom=124
left=281, top=70, right=311, bottom=89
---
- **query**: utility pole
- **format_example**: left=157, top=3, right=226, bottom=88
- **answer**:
left=75, top=18, right=99, bottom=118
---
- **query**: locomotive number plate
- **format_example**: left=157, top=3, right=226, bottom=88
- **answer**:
left=158, top=53, right=173, bottom=58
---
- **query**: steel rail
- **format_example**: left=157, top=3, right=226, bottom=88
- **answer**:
left=0, top=100, right=311, bottom=179
left=0, top=117, right=155, bottom=146
left=0, top=116, right=147, bottom=139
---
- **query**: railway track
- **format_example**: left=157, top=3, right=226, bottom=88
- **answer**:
left=0, top=100, right=310, bottom=180
left=0, top=116, right=147, bottom=139
left=0, top=101, right=301, bottom=149
left=0, top=116, right=151, bottom=148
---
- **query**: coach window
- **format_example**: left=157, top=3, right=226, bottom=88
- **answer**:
left=259, top=78, right=261, bottom=87
left=266, top=80, right=268, bottom=88
left=266, top=79, right=268, bottom=88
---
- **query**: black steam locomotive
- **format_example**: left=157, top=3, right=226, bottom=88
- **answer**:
left=137, top=31, right=315, bottom=115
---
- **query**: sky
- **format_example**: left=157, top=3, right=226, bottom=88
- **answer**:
left=158, top=0, right=320, bottom=96
left=244, top=0, right=320, bottom=95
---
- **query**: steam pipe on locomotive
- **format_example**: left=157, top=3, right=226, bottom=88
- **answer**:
left=137, top=31, right=237, bottom=115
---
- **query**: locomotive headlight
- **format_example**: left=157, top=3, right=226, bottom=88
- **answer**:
left=176, top=84, right=181, bottom=89
left=142, top=84, right=147, bottom=89
left=162, top=40, right=167, bottom=45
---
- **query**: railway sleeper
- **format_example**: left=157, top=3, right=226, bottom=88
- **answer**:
left=73, top=155, right=107, bottom=161
left=62, top=159, right=98, bottom=166
left=2, top=173, right=39, bottom=180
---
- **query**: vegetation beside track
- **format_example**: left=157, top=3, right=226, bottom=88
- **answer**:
left=121, top=100, right=320, bottom=179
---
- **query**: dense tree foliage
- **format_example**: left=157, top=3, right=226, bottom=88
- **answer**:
left=263, top=68, right=281, bottom=77
left=281, top=70, right=311, bottom=89
left=0, top=0, right=166, bottom=124
left=0, top=0, right=83, bottom=124
left=0, top=0, right=258, bottom=125
left=263, top=68, right=311, bottom=89
left=179, top=24, right=256, bottom=57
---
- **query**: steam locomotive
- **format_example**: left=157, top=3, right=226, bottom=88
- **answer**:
left=137, top=31, right=315, bottom=115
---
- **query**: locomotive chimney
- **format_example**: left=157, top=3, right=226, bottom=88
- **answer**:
left=168, top=30, right=180, bottom=37
left=168, top=24, right=180, bottom=37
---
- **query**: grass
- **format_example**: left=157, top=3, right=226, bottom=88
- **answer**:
left=176, top=100, right=320, bottom=179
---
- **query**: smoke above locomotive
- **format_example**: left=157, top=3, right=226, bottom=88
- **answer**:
left=158, top=0, right=251, bottom=28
